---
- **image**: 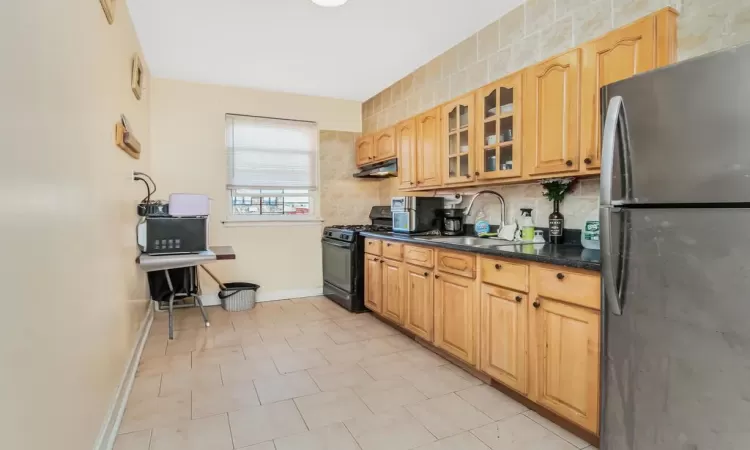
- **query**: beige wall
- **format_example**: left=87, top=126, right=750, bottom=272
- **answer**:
left=0, top=0, right=152, bottom=449
left=370, top=0, right=750, bottom=229
left=150, top=79, right=363, bottom=300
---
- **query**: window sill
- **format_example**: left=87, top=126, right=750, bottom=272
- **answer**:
left=222, top=218, right=324, bottom=228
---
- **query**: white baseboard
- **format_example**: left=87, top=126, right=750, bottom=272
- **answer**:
left=93, top=304, right=154, bottom=450
left=199, top=287, right=323, bottom=306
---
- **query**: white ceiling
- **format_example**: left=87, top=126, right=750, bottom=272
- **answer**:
left=127, top=0, right=524, bottom=101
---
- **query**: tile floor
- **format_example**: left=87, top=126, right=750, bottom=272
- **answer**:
left=115, top=297, right=599, bottom=450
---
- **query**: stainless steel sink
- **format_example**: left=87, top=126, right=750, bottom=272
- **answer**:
left=413, top=236, right=517, bottom=247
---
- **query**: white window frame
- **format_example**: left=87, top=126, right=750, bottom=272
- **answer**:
left=225, top=189, right=320, bottom=225
left=225, top=114, right=321, bottom=225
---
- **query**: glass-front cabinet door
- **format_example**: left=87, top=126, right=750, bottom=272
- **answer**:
left=475, top=72, right=523, bottom=180
left=442, top=94, right=475, bottom=185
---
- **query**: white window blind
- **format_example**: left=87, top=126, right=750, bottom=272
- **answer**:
left=226, top=114, right=318, bottom=190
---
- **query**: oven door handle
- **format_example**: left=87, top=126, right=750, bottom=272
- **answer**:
left=322, top=239, right=352, bottom=249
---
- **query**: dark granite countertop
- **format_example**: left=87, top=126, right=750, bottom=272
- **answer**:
left=360, top=231, right=600, bottom=272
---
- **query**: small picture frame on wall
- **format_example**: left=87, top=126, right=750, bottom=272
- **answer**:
left=99, top=0, right=115, bottom=24
left=131, top=54, right=144, bottom=100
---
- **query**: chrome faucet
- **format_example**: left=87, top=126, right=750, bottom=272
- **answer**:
left=464, top=190, right=506, bottom=226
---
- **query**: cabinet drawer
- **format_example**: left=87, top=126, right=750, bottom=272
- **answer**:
left=364, top=238, right=382, bottom=256
left=436, top=250, right=476, bottom=279
left=404, top=245, right=434, bottom=268
left=533, top=265, right=600, bottom=310
left=382, top=241, right=403, bottom=261
left=480, top=257, right=529, bottom=292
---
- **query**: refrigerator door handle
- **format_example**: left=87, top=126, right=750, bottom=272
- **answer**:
left=600, top=96, right=633, bottom=207
left=602, top=207, right=624, bottom=316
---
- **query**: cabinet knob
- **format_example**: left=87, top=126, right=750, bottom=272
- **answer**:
left=423, top=272, right=429, bottom=277
left=565, top=160, right=573, bottom=167
left=515, top=296, right=523, bottom=302
left=556, top=273, right=565, bottom=280
left=435, top=274, right=440, bottom=279
left=386, top=243, right=391, bottom=247
left=533, top=300, right=541, bottom=308
left=584, top=157, right=592, bottom=165
left=495, top=264, right=502, bottom=270
left=380, top=260, right=384, bottom=264
left=409, top=182, right=414, bottom=185
left=475, top=171, right=480, bottom=176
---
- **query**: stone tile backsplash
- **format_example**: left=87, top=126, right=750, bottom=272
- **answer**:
left=378, top=177, right=600, bottom=231
left=365, top=0, right=750, bottom=231
left=320, top=131, right=381, bottom=227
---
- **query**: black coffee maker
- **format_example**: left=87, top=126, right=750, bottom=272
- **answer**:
left=440, top=209, right=465, bottom=236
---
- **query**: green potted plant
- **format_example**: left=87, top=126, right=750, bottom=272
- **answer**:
left=540, top=178, right=576, bottom=244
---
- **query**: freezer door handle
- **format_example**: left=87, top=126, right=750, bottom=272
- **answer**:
left=600, top=96, right=633, bottom=207
left=602, top=207, right=624, bottom=316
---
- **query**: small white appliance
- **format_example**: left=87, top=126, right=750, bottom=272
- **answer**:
left=169, top=193, right=211, bottom=217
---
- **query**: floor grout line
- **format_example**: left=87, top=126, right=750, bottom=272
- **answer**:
left=291, top=396, right=312, bottom=432
left=129, top=302, right=551, bottom=450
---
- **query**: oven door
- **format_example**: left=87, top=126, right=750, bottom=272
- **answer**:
left=321, top=238, right=354, bottom=292
left=392, top=211, right=414, bottom=232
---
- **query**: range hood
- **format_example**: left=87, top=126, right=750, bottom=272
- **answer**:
left=353, top=159, right=398, bottom=179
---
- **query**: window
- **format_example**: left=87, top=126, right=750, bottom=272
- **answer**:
left=231, top=188, right=311, bottom=217
left=226, top=114, right=318, bottom=221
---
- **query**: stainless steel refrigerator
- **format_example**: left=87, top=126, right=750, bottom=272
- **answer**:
left=600, top=43, right=750, bottom=449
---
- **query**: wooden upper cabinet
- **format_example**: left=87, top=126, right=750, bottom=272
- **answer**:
left=356, top=135, right=375, bottom=167
left=580, top=16, right=656, bottom=171
left=530, top=295, right=601, bottom=434
left=404, top=264, right=434, bottom=342
left=375, top=127, right=397, bottom=161
left=415, top=108, right=442, bottom=188
left=481, top=284, right=528, bottom=395
left=580, top=9, right=677, bottom=172
left=524, top=49, right=582, bottom=176
left=434, top=271, right=477, bottom=364
left=381, top=258, right=404, bottom=325
left=364, top=254, right=382, bottom=313
left=396, top=119, right=417, bottom=190
left=476, top=72, right=523, bottom=180
left=442, top=95, right=475, bottom=185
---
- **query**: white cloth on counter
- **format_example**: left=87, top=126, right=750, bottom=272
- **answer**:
left=498, top=222, right=518, bottom=241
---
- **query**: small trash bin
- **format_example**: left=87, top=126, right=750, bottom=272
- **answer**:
left=219, top=282, right=259, bottom=312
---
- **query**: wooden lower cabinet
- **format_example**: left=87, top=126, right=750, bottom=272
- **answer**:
left=434, top=272, right=477, bottom=365
left=480, top=284, right=528, bottom=395
left=364, top=254, right=382, bottom=313
left=404, top=264, right=434, bottom=341
left=381, top=258, right=404, bottom=325
left=529, top=294, right=601, bottom=434
left=363, top=243, right=603, bottom=436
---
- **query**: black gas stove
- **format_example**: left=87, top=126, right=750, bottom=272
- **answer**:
left=323, top=224, right=391, bottom=242
left=321, top=207, right=391, bottom=312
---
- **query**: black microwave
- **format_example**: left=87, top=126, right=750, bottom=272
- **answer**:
left=140, top=216, right=208, bottom=254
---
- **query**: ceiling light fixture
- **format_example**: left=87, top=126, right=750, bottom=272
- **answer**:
left=311, top=0, right=348, bottom=7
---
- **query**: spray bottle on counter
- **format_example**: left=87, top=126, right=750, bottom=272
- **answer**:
left=519, top=208, right=535, bottom=242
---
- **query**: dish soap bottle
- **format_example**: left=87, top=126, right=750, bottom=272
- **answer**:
left=474, top=209, right=491, bottom=235
left=519, top=208, right=535, bottom=242
left=581, top=208, right=600, bottom=250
